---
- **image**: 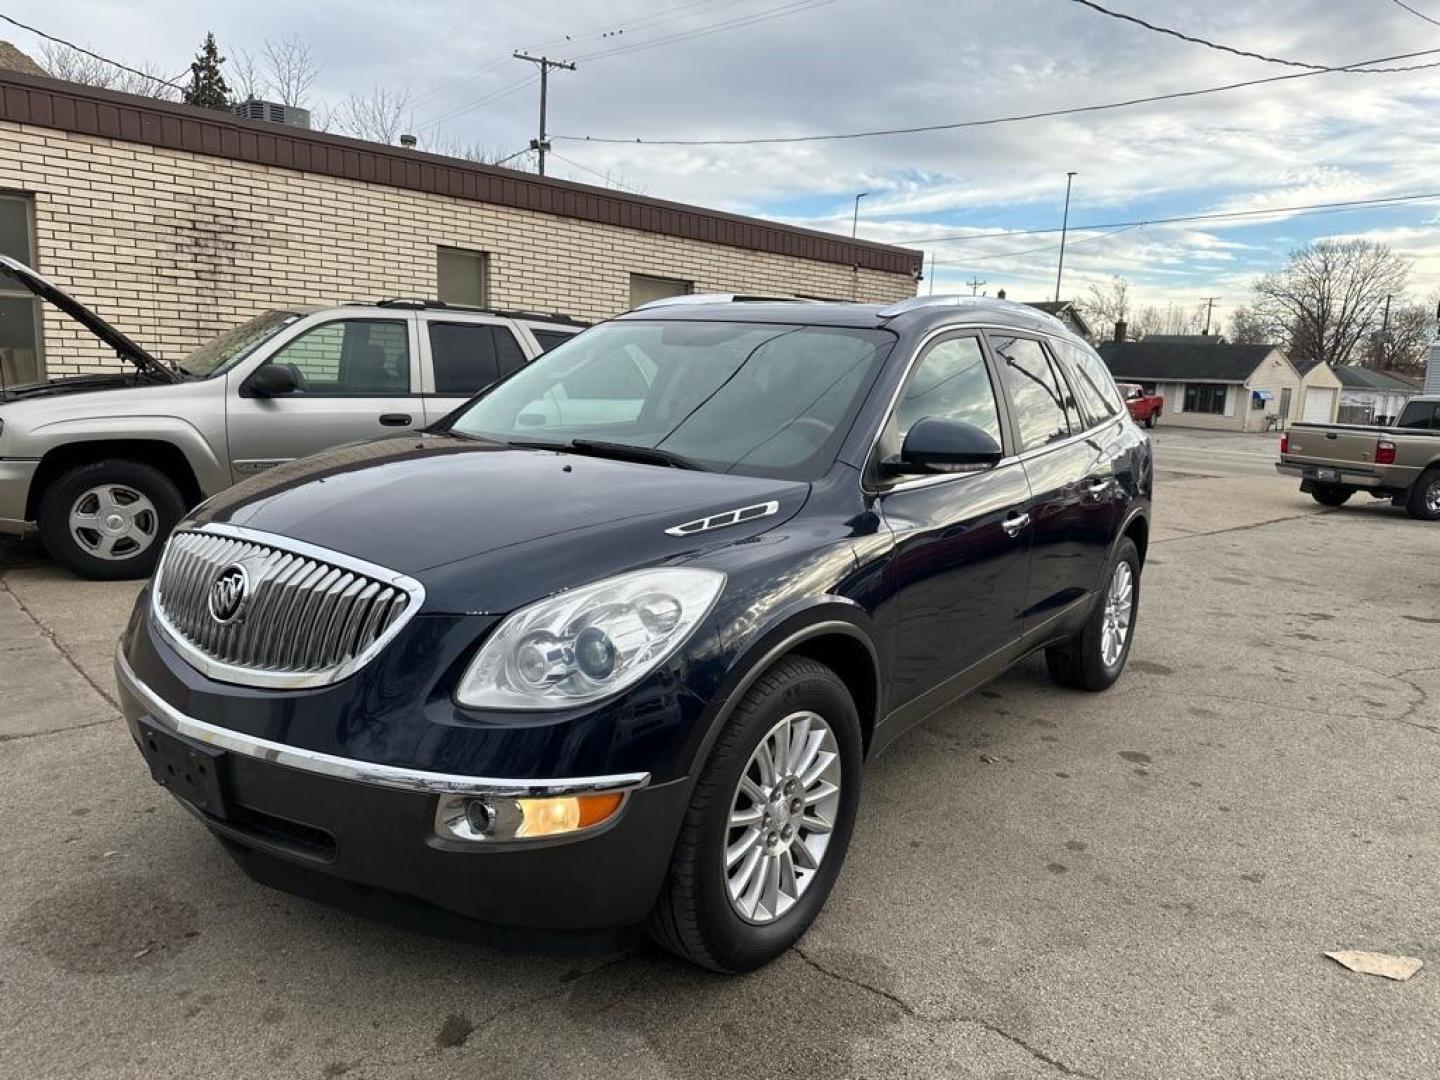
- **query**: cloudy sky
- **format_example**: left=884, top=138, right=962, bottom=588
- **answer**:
left=10, top=0, right=1440, bottom=331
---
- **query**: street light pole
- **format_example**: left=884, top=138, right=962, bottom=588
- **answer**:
left=851, top=192, right=868, bottom=238
left=1055, top=171, right=1077, bottom=303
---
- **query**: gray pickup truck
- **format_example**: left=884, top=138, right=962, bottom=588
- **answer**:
left=1276, top=395, right=1440, bottom=521
left=0, top=257, right=585, bottom=578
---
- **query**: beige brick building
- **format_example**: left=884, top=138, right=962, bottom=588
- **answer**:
left=0, top=68, right=920, bottom=383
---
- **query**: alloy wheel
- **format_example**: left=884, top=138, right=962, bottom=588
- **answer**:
left=1100, top=560, right=1134, bottom=668
left=68, top=484, right=158, bottom=561
left=1427, top=478, right=1440, bottom=514
left=724, top=710, right=842, bottom=925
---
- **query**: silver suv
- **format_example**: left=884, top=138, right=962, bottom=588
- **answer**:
left=0, top=257, right=585, bottom=578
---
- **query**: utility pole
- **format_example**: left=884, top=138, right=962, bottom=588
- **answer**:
left=966, top=276, right=987, bottom=296
left=851, top=192, right=868, bottom=238
left=513, top=52, right=576, bottom=177
left=927, top=252, right=936, bottom=295
left=1054, top=171, right=1077, bottom=303
left=1201, top=296, right=1220, bottom=335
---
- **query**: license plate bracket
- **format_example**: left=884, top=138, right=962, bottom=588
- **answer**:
left=1316, top=468, right=1339, bottom=482
left=138, top=722, right=230, bottom=819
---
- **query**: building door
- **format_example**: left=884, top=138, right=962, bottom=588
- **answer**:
left=1302, top=387, right=1336, bottom=423
left=0, top=195, right=42, bottom=386
left=1278, top=387, right=1293, bottom=423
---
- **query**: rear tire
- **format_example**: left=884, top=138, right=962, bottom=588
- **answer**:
left=1046, top=538, right=1140, bottom=692
left=1405, top=468, right=1440, bottom=522
left=37, top=460, right=185, bottom=580
left=647, top=656, right=862, bottom=973
left=1310, top=485, right=1353, bottom=508
left=1144, top=411, right=1158, bottom=429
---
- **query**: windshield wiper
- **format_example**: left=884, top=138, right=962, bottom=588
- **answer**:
left=505, top=438, right=706, bottom=471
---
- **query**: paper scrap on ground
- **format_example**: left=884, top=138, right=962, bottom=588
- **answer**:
left=1325, top=951, right=1424, bottom=981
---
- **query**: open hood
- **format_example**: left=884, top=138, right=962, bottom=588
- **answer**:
left=0, top=255, right=177, bottom=383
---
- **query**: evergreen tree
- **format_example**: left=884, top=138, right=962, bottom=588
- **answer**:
left=184, top=33, right=230, bottom=111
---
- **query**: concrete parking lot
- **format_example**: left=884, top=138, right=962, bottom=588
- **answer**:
left=2, top=429, right=1437, bottom=1080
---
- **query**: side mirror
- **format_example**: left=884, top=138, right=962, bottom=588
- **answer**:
left=887, top=417, right=1004, bottom=475
left=245, top=363, right=299, bottom=398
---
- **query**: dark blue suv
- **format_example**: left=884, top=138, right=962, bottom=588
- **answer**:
left=116, top=294, right=1152, bottom=972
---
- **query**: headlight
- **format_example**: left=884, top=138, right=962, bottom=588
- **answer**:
left=455, top=567, right=725, bottom=710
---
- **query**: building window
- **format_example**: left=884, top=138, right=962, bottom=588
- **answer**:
left=1183, top=384, right=1227, bottom=414
left=437, top=248, right=488, bottom=307
left=629, top=273, right=691, bottom=309
left=0, top=193, right=41, bottom=385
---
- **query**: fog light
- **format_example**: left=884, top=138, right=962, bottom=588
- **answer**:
left=516, top=793, right=624, bottom=838
left=465, top=797, right=496, bottom=835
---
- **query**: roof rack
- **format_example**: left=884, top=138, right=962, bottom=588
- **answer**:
left=632, top=293, right=821, bottom=311
left=372, top=298, right=589, bottom=326
left=876, top=294, right=1068, bottom=332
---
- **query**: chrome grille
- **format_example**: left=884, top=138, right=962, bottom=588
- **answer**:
left=152, top=526, right=424, bottom=688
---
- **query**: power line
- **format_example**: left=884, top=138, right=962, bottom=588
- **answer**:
left=567, top=0, right=836, bottom=63
left=547, top=151, right=644, bottom=193
left=1067, top=0, right=1439, bottom=73
left=1387, top=0, right=1440, bottom=28
left=0, top=11, right=184, bottom=90
left=903, top=191, right=1440, bottom=245
left=552, top=45, right=1440, bottom=146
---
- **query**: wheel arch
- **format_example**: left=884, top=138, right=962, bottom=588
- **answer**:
left=1120, top=508, right=1149, bottom=567
left=691, top=605, right=883, bottom=772
left=27, top=439, right=204, bottom=519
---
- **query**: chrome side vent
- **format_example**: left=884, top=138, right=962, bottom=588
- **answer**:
left=151, top=525, right=424, bottom=689
left=664, top=500, right=781, bottom=537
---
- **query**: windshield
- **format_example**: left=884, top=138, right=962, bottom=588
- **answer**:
left=179, top=310, right=302, bottom=377
left=448, top=319, right=894, bottom=480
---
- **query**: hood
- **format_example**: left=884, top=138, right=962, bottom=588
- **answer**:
left=0, top=255, right=176, bottom=383
left=192, top=435, right=810, bottom=613
left=0, top=371, right=162, bottom=403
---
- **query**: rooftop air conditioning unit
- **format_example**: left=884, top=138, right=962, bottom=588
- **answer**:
left=232, top=99, right=312, bottom=129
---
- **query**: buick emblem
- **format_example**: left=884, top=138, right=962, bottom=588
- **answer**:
left=208, top=564, right=250, bottom=625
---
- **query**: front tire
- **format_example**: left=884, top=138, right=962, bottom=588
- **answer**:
left=37, top=460, right=185, bottom=580
left=1144, top=410, right=1158, bottom=429
left=1046, top=537, right=1140, bottom=692
left=647, top=656, right=862, bottom=973
left=1311, top=485, right=1353, bottom=507
left=1406, top=468, right=1440, bottom=522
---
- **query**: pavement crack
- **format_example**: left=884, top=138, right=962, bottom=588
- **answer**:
left=0, top=716, right=117, bottom=743
left=1153, top=509, right=1334, bottom=545
left=792, top=945, right=1098, bottom=1078
left=0, top=577, right=119, bottom=710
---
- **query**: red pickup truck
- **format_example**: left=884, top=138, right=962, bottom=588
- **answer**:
left=1118, top=383, right=1164, bottom=428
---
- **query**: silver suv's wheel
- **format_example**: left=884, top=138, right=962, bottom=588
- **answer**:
left=724, top=710, right=842, bottom=925
left=37, top=459, right=186, bottom=580
left=648, top=656, right=862, bottom=973
left=67, top=483, right=159, bottom=561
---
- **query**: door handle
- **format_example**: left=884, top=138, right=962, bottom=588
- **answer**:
left=1001, top=512, right=1031, bottom=537
left=379, top=413, right=413, bottom=427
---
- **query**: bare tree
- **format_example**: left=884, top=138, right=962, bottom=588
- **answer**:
left=38, top=41, right=180, bottom=100
left=1080, top=276, right=1130, bottom=334
left=324, top=86, right=413, bottom=144
left=230, top=48, right=267, bottom=102
left=1373, top=297, right=1438, bottom=373
left=1227, top=303, right=1281, bottom=345
left=263, top=36, right=319, bottom=107
left=1251, top=239, right=1410, bottom=369
left=1130, top=302, right=1199, bottom=339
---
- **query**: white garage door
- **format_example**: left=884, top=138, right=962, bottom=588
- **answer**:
left=1302, top=387, right=1336, bottom=423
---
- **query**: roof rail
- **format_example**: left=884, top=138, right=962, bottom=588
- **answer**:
left=372, top=298, right=589, bottom=326
left=876, top=294, right=1069, bottom=333
left=632, top=293, right=820, bottom=311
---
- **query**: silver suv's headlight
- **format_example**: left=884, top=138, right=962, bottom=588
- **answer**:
left=455, top=568, right=725, bottom=710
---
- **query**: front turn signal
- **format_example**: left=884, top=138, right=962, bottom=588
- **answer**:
left=516, top=792, right=625, bottom=838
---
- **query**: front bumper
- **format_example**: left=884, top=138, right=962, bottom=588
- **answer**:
left=0, top=458, right=38, bottom=535
left=116, top=648, right=690, bottom=933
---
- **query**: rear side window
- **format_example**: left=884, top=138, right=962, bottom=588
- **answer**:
left=265, top=319, right=410, bottom=395
left=1053, top=339, right=1123, bottom=425
left=531, top=329, right=576, bottom=353
left=1397, top=400, right=1437, bottom=429
left=991, top=335, right=1071, bottom=451
left=428, top=323, right=528, bottom=396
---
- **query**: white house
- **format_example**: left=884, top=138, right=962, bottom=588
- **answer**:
left=1098, top=339, right=1304, bottom=431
